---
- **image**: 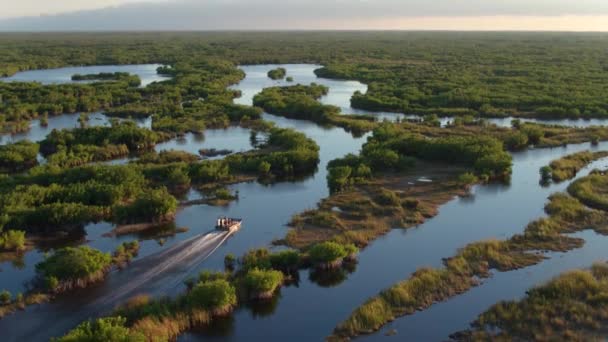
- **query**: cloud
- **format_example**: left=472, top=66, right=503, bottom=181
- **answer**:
left=2, top=0, right=608, bottom=31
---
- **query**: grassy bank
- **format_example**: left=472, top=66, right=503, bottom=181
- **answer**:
left=283, top=160, right=468, bottom=249
left=329, top=173, right=608, bottom=340
left=452, top=262, right=608, bottom=341
left=0, top=241, right=139, bottom=320
left=55, top=241, right=359, bottom=340
left=541, top=150, right=608, bottom=183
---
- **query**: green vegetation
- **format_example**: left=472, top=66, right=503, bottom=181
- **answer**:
left=568, top=171, right=608, bottom=211
left=287, top=160, right=468, bottom=249
left=542, top=150, right=608, bottom=182
left=330, top=173, right=608, bottom=339
left=452, top=262, right=608, bottom=341
left=308, top=241, right=358, bottom=269
left=189, top=279, right=237, bottom=313
left=58, top=239, right=358, bottom=340
left=0, top=290, right=10, bottom=305
left=72, top=72, right=141, bottom=87
left=53, top=316, right=145, bottom=342
left=0, top=164, right=146, bottom=232
left=226, top=127, right=320, bottom=178
left=327, top=123, right=511, bottom=193
left=40, top=120, right=162, bottom=167
left=224, top=253, right=236, bottom=271
left=267, top=67, right=286, bottom=80
left=36, top=246, right=112, bottom=292
left=112, top=188, right=177, bottom=224
left=0, top=230, right=26, bottom=251
left=3, top=32, right=608, bottom=125
left=253, top=84, right=331, bottom=121
left=253, top=84, right=377, bottom=136
left=112, top=241, right=140, bottom=269
left=242, top=268, right=284, bottom=299
left=5, top=32, right=608, bottom=340
left=0, top=141, right=39, bottom=172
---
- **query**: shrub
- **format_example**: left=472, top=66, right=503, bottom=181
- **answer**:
left=258, top=161, right=271, bottom=176
left=214, top=188, right=235, bottom=200
left=539, top=166, right=553, bottom=182
left=0, top=290, right=11, bottom=305
left=458, top=172, right=478, bottom=186
left=240, top=248, right=272, bottom=270
left=54, top=316, right=145, bottom=342
left=188, top=279, right=237, bottom=311
left=375, top=188, right=401, bottom=206
left=504, top=131, right=529, bottom=150
left=112, top=188, right=177, bottom=224
left=36, top=246, right=112, bottom=282
left=308, top=241, right=349, bottom=266
left=0, top=230, right=26, bottom=251
left=224, top=254, right=236, bottom=270
left=242, top=268, right=284, bottom=298
left=269, top=250, right=301, bottom=271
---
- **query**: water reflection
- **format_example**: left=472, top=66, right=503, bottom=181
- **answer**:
left=1, top=64, right=170, bottom=87
left=2, top=64, right=608, bottom=342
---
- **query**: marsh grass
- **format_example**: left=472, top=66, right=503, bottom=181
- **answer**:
left=330, top=181, right=608, bottom=340
left=284, top=163, right=466, bottom=249
left=544, top=150, right=608, bottom=182
left=452, top=262, right=608, bottom=341
left=568, top=172, right=608, bottom=211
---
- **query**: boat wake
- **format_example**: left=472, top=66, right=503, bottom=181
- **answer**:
left=0, top=230, right=234, bottom=342
left=95, top=229, right=233, bottom=308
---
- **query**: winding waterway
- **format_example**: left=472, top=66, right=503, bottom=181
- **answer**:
left=1, top=64, right=608, bottom=341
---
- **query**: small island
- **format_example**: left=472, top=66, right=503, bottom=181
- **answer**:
left=71, top=72, right=141, bottom=86
left=267, top=67, right=286, bottom=80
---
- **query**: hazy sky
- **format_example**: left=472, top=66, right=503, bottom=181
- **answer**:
left=2, top=0, right=608, bottom=31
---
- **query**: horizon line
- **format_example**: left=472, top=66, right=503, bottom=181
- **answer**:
left=1, top=29, right=608, bottom=33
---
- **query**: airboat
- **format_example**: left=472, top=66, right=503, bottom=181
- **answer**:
left=216, top=217, right=242, bottom=232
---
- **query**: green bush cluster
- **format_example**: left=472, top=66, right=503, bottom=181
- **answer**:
left=0, top=229, right=26, bottom=251
left=267, top=67, right=286, bottom=80
left=0, top=141, right=39, bottom=172
left=36, top=246, right=112, bottom=283
left=226, top=127, right=319, bottom=178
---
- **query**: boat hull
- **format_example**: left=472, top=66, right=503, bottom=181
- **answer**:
left=216, top=219, right=242, bottom=232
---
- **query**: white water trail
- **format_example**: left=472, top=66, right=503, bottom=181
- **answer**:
left=93, top=230, right=232, bottom=308
left=166, top=230, right=235, bottom=290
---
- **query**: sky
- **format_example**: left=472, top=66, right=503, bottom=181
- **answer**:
left=1, top=0, right=608, bottom=31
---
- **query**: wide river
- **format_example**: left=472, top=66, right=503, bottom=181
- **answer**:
left=1, top=64, right=608, bottom=341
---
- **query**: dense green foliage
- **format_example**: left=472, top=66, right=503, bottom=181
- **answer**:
left=253, top=84, right=376, bottom=135
left=267, top=67, right=286, bottom=80
left=36, top=246, right=111, bottom=283
left=308, top=241, right=358, bottom=267
left=328, top=123, right=511, bottom=192
left=112, top=188, right=177, bottom=224
left=188, top=279, right=237, bottom=310
left=42, top=121, right=158, bottom=151
left=0, top=140, right=39, bottom=172
left=0, top=230, right=26, bottom=251
left=253, top=84, right=331, bottom=121
left=53, top=316, right=145, bottom=342
left=3, top=32, right=608, bottom=339
left=242, top=268, right=284, bottom=298
left=2, top=32, right=608, bottom=123
left=71, top=72, right=141, bottom=87
left=40, top=121, right=161, bottom=166
left=226, top=127, right=319, bottom=178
